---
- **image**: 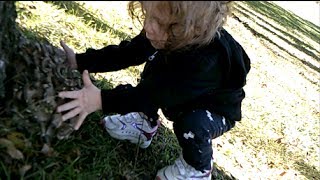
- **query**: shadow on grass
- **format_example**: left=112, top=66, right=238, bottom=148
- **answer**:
left=46, top=1, right=132, bottom=41
left=233, top=2, right=319, bottom=75
left=294, top=160, right=320, bottom=180
left=232, top=13, right=320, bottom=76
left=19, top=112, right=238, bottom=180
left=235, top=3, right=319, bottom=63
left=243, top=1, right=319, bottom=45
left=18, top=25, right=50, bottom=44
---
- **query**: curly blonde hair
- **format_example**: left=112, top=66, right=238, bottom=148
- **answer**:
left=128, top=1, right=233, bottom=51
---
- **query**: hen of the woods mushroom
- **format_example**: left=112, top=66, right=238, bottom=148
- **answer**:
left=0, top=35, right=83, bottom=160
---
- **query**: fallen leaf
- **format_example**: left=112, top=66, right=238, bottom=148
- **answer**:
left=0, top=138, right=24, bottom=160
left=280, top=171, right=287, bottom=176
left=19, top=164, right=32, bottom=177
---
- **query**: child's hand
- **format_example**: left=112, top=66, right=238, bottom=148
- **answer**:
left=56, top=70, right=102, bottom=130
left=60, top=40, right=78, bottom=69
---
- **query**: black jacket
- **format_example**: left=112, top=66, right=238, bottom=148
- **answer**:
left=76, top=29, right=251, bottom=122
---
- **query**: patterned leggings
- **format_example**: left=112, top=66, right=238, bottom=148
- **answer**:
left=171, top=109, right=235, bottom=171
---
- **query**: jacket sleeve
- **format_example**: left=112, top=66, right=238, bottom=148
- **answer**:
left=100, top=54, right=221, bottom=115
left=75, top=31, right=156, bottom=73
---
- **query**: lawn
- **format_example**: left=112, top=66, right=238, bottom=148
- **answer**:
left=1, top=1, right=319, bottom=179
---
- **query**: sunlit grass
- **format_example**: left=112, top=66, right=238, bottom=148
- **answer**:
left=10, top=1, right=320, bottom=179
left=17, top=1, right=110, bottom=52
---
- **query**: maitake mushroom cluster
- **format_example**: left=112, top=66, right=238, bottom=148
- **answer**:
left=1, top=35, right=83, bottom=161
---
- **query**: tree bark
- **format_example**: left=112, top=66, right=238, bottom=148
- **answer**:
left=0, top=1, right=19, bottom=99
left=0, top=1, right=83, bottom=177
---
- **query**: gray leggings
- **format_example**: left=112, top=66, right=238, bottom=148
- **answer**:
left=172, top=109, right=235, bottom=171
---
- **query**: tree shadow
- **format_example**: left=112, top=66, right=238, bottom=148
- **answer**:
left=244, top=1, right=319, bottom=44
left=58, top=113, right=238, bottom=180
left=232, top=13, right=320, bottom=75
left=294, top=159, right=320, bottom=180
left=233, top=2, right=319, bottom=75
left=235, top=3, right=319, bottom=64
left=45, top=1, right=132, bottom=41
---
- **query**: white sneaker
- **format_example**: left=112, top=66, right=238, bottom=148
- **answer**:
left=102, top=112, right=158, bottom=149
left=156, top=155, right=213, bottom=180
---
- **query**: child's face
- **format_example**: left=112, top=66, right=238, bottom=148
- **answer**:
left=143, top=8, right=169, bottom=49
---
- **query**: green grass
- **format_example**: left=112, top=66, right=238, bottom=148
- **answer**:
left=224, top=1, right=320, bottom=179
left=233, top=1, right=319, bottom=73
left=5, top=2, right=182, bottom=179
left=243, top=1, right=320, bottom=45
left=20, top=115, right=181, bottom=179
left=47, top=1, right=133, bottom=41
left=2, top=1, right=319, bottom=179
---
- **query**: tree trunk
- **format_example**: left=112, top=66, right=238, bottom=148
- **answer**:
left=0, top=1, right=19, bottom=99
left=0, top=1, right=83, bottom=177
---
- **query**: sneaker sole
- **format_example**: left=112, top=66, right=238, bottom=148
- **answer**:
left=105, top=127, right=152, bottom=149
